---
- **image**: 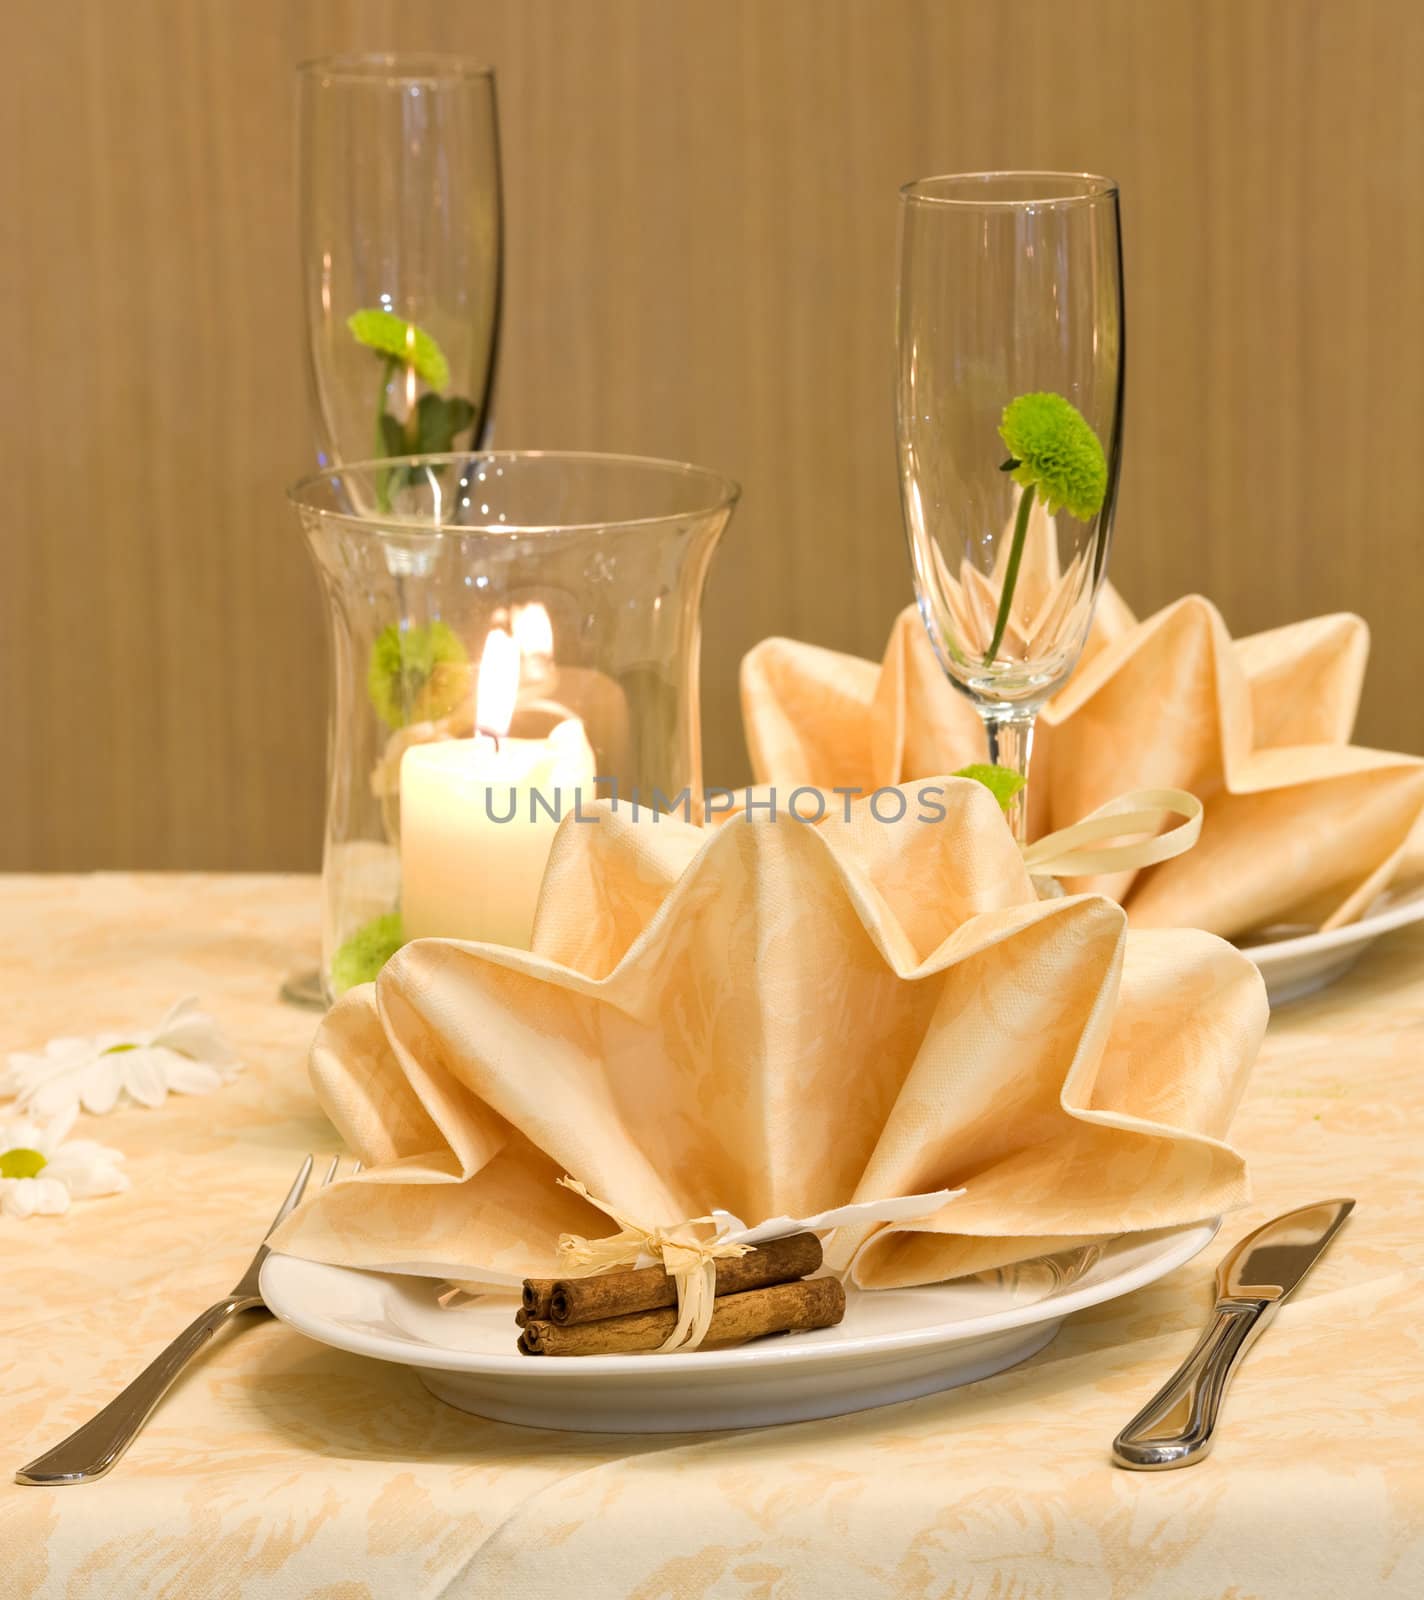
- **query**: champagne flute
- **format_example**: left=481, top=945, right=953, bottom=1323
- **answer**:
left=896, top=172, right=1124, bottom=842
left=298, top=54, right=503, bottom=471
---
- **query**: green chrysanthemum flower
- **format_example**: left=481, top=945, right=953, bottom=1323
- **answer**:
left=952, top=764, right=1027, bottom=812
left=366, top=621, right=469, bottom=731
left=347, top=308, right=452, bottom=392
left=330, top=913, right=404, bottom=996
left=998, top=392, right=1108, bottom=521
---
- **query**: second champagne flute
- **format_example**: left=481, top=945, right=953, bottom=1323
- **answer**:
left=896, top=171, right=1124, bottom=842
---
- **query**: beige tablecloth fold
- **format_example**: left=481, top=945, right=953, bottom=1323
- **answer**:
left=742, top=592, right=1424, bottom=940
left=274, top=786, right=1267, bottom=1290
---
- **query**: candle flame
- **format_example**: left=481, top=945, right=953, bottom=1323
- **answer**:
left=476, top=627, right=520, bottom=738
left=511, top=601, right=554, bottom=659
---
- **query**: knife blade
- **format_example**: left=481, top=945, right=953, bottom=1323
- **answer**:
left=1111, top=1197, right=1354, bottom=1470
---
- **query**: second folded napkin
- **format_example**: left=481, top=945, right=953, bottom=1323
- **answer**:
left=742, top=593, right=1424, bottom=940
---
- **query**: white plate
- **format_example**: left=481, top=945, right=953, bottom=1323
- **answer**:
left=1240, top=884, right=1424, bottom=1007
left=261, top=1221, right=1217, bottom=1433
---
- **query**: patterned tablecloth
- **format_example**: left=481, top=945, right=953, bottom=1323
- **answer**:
left=2, top=874, right=1421, bottom=1599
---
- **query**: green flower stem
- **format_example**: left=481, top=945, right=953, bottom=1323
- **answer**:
left=375, top=355, right=397, bottom=513
left=985, top=483, right=1035, bottom=664
left=374, top=356, right=396, bottom=450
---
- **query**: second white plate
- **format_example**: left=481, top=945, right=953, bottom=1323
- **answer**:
left=262, top=1220, right=1218, bottom=1433
left=1240, top=884, right=1424, bottom=1007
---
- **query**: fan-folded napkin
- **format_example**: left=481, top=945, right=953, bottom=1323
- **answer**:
left=273, top=781, right=1267, bottom=1292
left=742, top=592, right=1424, bottom=940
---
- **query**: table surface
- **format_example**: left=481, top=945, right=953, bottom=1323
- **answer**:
left=2, top=873, right=1421, bottom=1600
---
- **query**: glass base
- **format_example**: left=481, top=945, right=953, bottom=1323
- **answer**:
left=279, top=968, right=328, bottom=1011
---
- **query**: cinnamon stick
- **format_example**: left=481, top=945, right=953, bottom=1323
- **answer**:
left=540, top=1231, right=823, bottom=1326
left=522, top=1280, right=557, bottom=1319
left=518, top=1275, right=845, bottom=1357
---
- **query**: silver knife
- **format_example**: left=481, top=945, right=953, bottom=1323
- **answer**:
left=1112, top=1197, right=1354, bottom=1470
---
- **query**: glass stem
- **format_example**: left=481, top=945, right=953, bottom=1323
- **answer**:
left=981, top=711, right=1035, bottom=846
left=985, top=482, right=1035, bottom=663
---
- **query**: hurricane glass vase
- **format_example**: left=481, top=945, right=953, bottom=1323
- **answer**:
left=290, top=451, right=738, bottom=1000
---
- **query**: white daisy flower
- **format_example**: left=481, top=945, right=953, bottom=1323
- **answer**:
left=0, top=1109, right=128, bottom=1219
left=1, top=997, right=241, bottom=1118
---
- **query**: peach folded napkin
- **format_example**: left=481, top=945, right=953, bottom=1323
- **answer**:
left=273, top=781, right=1267, bottom=1293
left=743, top=593, right=1424, bottom=941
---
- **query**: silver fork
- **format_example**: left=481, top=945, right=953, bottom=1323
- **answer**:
left=15, top=1153, right=358, bottom=1486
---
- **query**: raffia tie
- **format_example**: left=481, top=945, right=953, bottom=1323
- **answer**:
left=1020, top=787, right=1203, bottom=878
left=556, top=1177, right=753, bottom=1353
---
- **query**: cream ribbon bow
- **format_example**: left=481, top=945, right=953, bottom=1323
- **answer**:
left=1020, top=787, right=1203, bottom=879
left=556, top=1177, right=753, bottom=1353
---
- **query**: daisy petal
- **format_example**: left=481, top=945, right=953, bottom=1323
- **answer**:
left=57, top=1163, right=127, bottom=1200
left=166, top=1062, right=221, bottom=1096
left=80, top=1060, right=123, bottom=1116
left=41, top=1107, right=79, bottom=1148
left=0, top=1117, right=45, bottom=1153
left=30, top=1176, right=72, bottom=1215
left=31, top=1081, right=76, bottom=1121
left=155, top=1013, right=238, bottom=1066
left=124, top=1050, right=169, bottom=1108
left=152, top=995, right=201, bottom=1033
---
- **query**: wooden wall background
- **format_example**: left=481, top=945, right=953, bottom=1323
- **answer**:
left=5, top=0, right=1422, bottom=870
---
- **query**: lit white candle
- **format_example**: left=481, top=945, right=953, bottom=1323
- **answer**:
left=399, top=626, right=596, bottom=948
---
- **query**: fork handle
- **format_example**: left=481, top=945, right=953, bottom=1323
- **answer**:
left=1112, top=1297, right=1276, bottom=1470
left=14, top=1296, right=261, bottom=1486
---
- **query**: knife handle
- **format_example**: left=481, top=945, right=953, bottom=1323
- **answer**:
left=1112, top=1297, right=1276, bottom=1470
